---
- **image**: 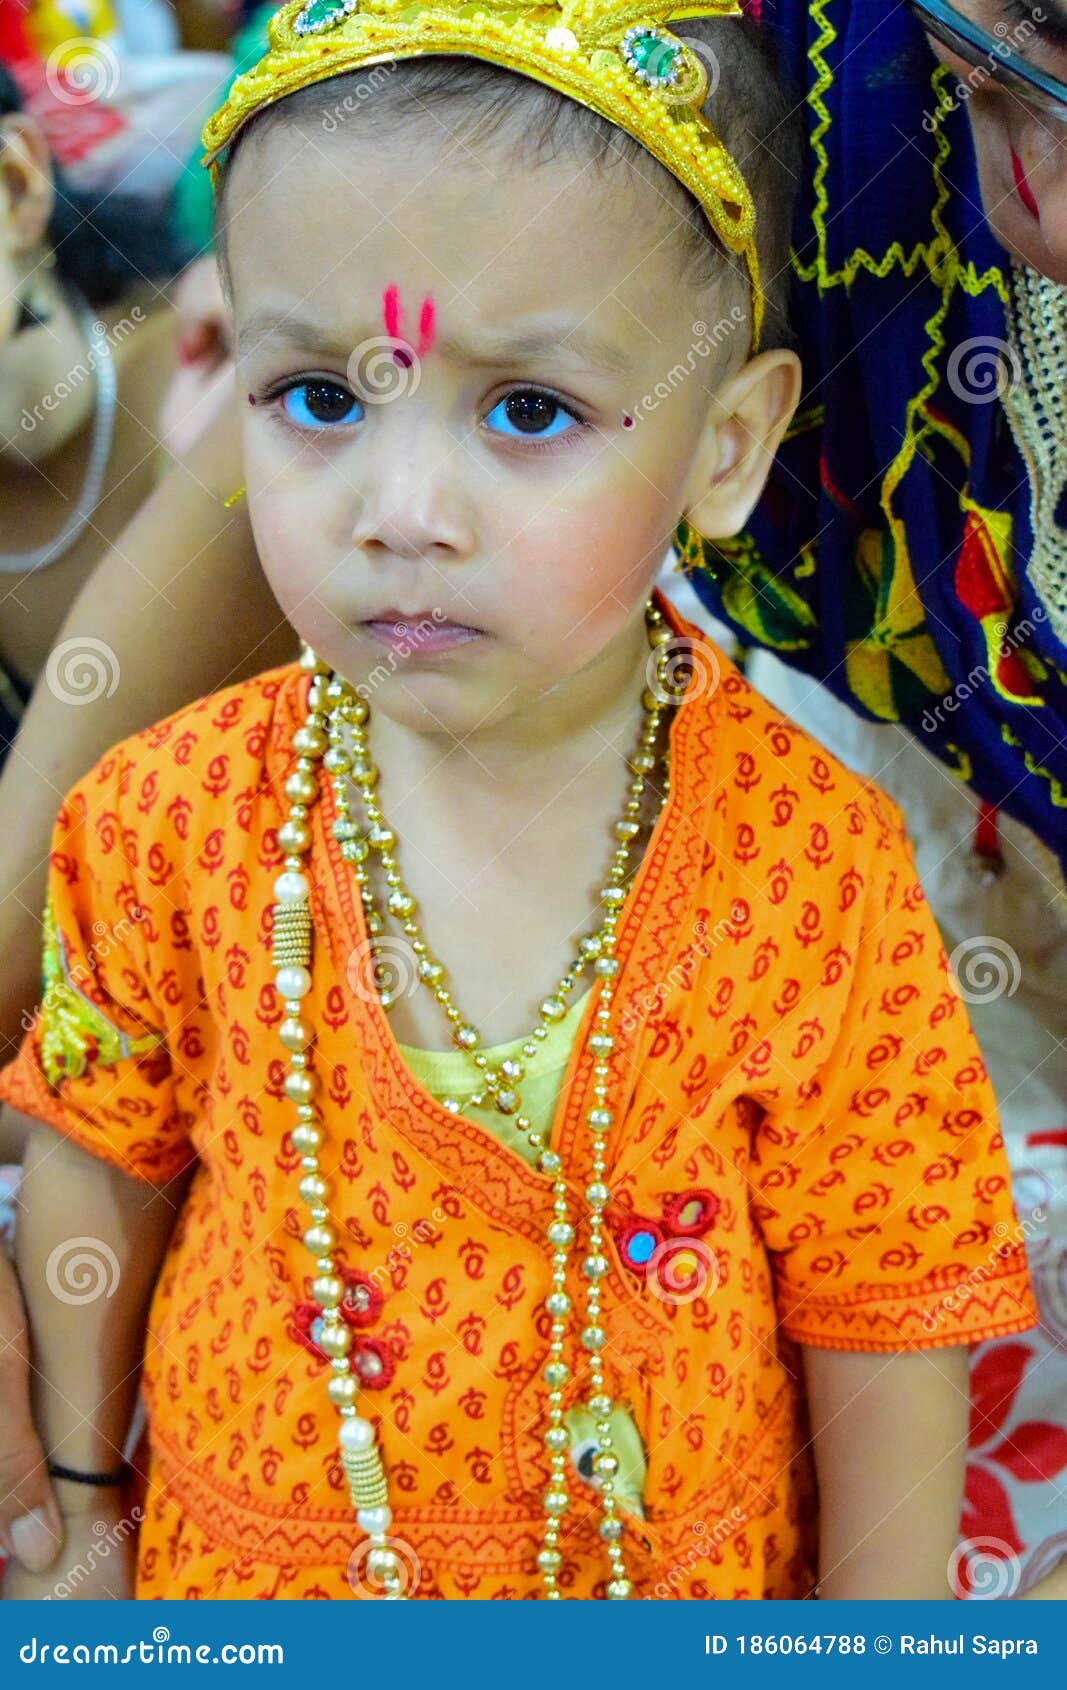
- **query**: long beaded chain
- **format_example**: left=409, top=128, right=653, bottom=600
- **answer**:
left=270, top=598, right=682, bottom=1598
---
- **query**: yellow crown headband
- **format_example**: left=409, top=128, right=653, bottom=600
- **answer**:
left=201, top=0, right=763, bottom=347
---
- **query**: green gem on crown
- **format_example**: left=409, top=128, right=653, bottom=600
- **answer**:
left=620, top=25, right=683, bottom=88
left=294, top=0, right=358, bottom=36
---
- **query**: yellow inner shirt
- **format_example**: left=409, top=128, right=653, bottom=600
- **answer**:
left=398, top=985, right=648, bottom=1520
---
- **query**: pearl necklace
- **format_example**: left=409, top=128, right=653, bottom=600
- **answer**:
left=1000, top=260, right=1067, bottom=649
left=270, top=599, right=682, bottom=1598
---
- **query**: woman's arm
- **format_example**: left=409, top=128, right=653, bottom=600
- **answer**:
left=0, top=401, right=297, bottom=1057
left=0, top=1121, right=191, bottom=1596
left=0, top=1108, right=60, bottom=1574
left=802, top=1344, right=970, bottom=1599
left=0, top=1102, right=30, bottom=1163
left=16, top=1122, right=188, bottom=1470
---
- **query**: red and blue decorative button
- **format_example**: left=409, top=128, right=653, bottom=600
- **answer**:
left=289, top=1266, right=393, bottom=1385
left=337, top=1266, right=383, bottom=1328
left=616, top=1216, right=666, bottom=1272
left=662, top=1189, right=720, bottom=1237
left=614, top=1188, right=719, bottom=1277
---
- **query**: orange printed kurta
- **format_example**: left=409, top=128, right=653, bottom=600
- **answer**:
left=0, top=589, right=1036, bottom=1600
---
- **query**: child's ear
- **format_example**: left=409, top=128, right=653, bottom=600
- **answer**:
left=682, top=349, right=801, bottom=539
left=0, top=115, right=54, bottom=254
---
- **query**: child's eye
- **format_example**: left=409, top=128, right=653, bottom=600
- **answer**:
left=484, top=389, right=583, bottom=443
left=279, top=379, right=363, bottom=430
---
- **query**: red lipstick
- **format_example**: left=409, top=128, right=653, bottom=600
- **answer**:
left=1012, top=148, right=1040, bottom=219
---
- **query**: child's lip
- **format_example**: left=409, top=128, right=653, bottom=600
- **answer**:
left=1011, top=148, right=1040, bottom=218
left=359, top=618, right=484, bottom=652
left=363, top=607, right=480, bottom=629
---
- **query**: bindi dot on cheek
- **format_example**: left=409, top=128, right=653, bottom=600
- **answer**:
left=622, top=413, right=634, bottom=430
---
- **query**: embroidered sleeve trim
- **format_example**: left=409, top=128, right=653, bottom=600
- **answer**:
left=777, top=1251, right=1036, bottom=1352
left=39, top=893, right=164, bottom=1088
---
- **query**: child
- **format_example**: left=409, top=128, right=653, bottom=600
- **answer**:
left=0, top=0, right=1035, bottom=1601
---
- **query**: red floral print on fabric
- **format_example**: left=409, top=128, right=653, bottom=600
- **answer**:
left=0, top=591, right=1036, bottom=1600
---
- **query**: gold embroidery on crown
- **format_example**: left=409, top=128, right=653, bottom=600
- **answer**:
left=38, top=894, right=164, bottom=1087
left=199, top=0, right=763, bottom=345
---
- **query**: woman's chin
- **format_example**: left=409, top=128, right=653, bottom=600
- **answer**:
left=985, top=203, right=1067, bottom=285
left=975, top=146, right=1067, bottom=283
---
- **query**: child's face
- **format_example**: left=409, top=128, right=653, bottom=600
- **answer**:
left=227, top=116, right=740, bottom=740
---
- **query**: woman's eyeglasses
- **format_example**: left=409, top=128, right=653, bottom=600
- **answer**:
left=907, top=0, right=1067, bottom=121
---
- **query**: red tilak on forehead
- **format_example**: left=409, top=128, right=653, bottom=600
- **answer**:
left=382, top=284, right=437, bottom=365
left=382, top=283, right=401, bottom=341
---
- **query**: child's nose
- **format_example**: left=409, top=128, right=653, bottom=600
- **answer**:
left=348, top=418, right=476, bottom=562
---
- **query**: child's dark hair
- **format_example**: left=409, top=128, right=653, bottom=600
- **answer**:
left=213, top=18, right=801, bottom=349
left=0, top=62, right=191, bottom=308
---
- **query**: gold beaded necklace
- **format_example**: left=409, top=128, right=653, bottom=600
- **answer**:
left=271, top=597, right=682, bottom=1598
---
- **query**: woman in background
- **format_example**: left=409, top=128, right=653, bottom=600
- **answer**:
left=682, top=0, right=1067, bottom=1599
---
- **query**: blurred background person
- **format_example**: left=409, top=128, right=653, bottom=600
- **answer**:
left=0, top=3, right=292, bottom=1575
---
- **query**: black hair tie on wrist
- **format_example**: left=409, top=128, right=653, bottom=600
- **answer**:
left=47, top=1461, right=129, bottom=1487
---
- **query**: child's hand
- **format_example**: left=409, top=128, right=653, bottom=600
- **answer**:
left=2, top=1490, right=136, bottom=1600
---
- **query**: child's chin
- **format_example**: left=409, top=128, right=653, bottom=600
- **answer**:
left=364, top=673, right=504, bottom=738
